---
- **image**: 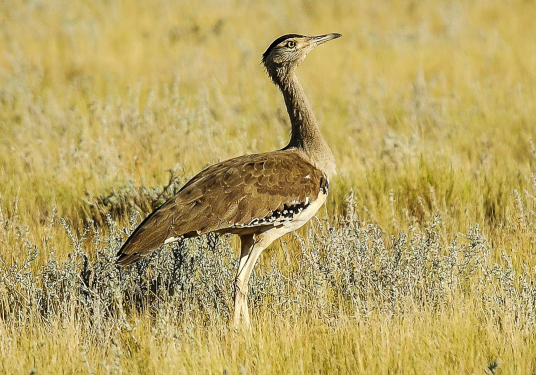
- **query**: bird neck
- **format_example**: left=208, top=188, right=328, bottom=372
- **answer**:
left=280, top=72, right=336, bottom=178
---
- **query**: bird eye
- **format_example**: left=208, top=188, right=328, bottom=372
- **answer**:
left=286, top=41, right=296, bottom=48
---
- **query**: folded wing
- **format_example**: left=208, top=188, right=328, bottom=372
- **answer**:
left=116, top=150, right=326, bottom=265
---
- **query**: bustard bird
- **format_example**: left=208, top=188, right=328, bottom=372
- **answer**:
left=117, top=33, right=341, bottom=326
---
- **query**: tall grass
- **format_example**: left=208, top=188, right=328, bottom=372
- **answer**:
left=1, top=194, right=535, bottom=373
left=1, top=0, right=536, bottom=373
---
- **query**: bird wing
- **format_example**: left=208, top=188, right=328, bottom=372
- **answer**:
left=116, top=150, right=328, bottom=265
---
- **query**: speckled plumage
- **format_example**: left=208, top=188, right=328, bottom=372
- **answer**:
left=117, top=150, right=327, bottom=265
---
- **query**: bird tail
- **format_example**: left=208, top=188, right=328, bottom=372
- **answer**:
left=116, top=251, right=143, bottom=266
left=116, top=208, right=174, bottom=266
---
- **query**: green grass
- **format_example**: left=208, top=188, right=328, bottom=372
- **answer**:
left=1, top=0, right=536, bottom=373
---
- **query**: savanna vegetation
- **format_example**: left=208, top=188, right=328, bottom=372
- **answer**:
left=1, top=0, right=536, bottom=373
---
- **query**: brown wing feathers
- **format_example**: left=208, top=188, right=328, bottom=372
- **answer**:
left=116, top=150, right=325, bottom=265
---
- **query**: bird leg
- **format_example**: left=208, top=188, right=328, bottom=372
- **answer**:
left=234, top=234, right=253, bottom=327
left=233, top=234, right=270, bottom=328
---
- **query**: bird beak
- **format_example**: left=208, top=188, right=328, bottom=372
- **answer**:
left=312, top=33, right=342, bottom=46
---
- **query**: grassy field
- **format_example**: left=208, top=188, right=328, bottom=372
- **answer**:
left=1, top=0, right=536, bottom=373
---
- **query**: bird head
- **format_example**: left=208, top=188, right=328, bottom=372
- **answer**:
left=262, top=33, right=342, bottom=84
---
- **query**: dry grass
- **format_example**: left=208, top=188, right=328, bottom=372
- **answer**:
left=1, top=0, right=536, bottom=373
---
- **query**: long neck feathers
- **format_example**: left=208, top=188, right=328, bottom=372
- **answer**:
left=279, top=72, right=336, bottom=178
